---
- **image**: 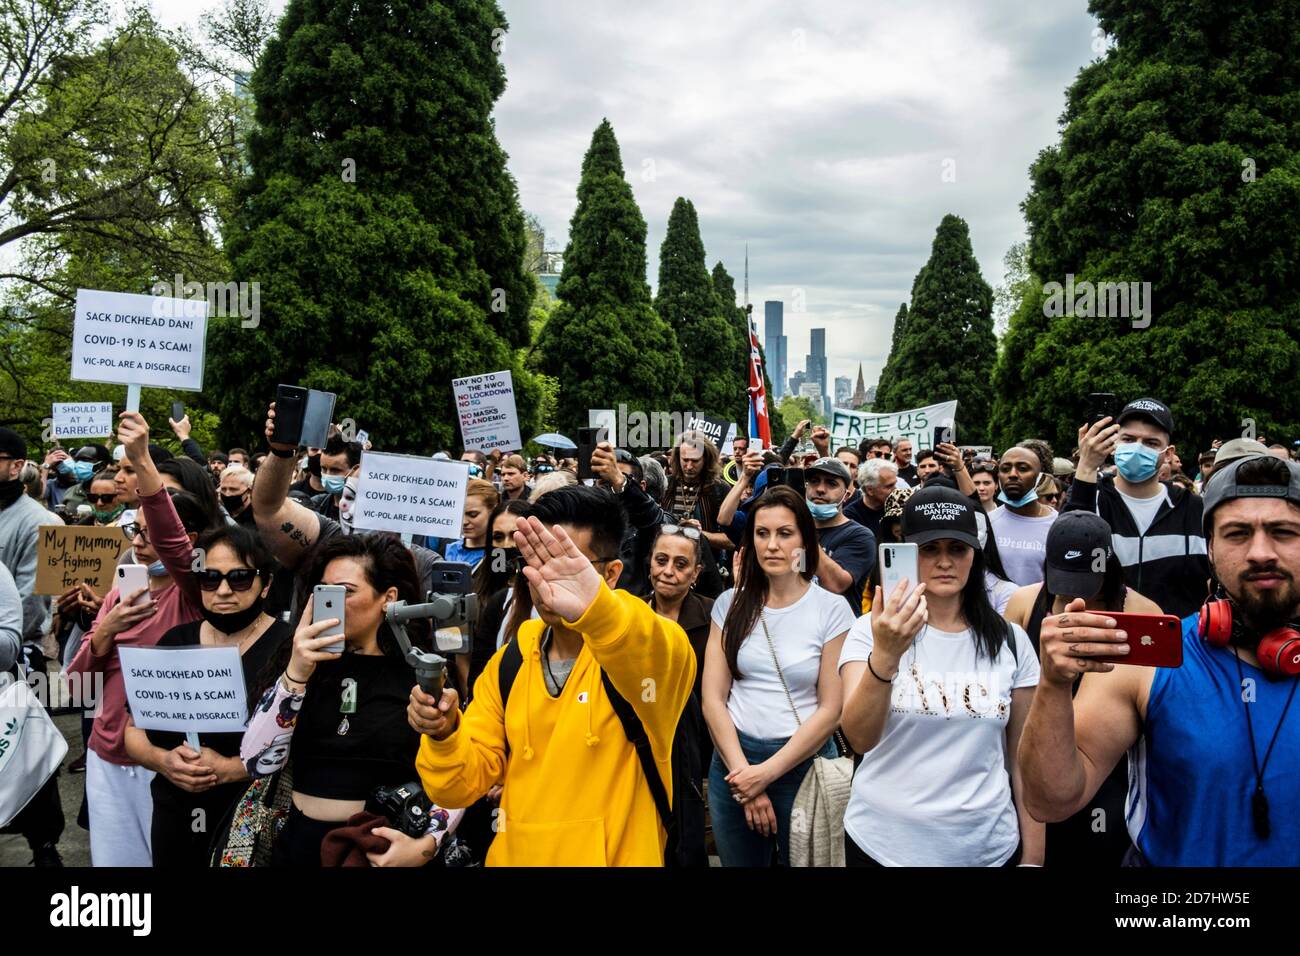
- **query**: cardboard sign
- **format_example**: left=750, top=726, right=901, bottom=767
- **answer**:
left=830, top=400, right=958, bottom=449
left=452, top=370, right=521, bottom=452
left=71, top=288, right=208, bottom=391
left=35, top=525, right=127, bottom=595
left=52, top=402, right=113, bottom=440
left=352, top=451, right=469, bottom=538
left=686, top=414, right=729, bottom=449
left=118, top=646, right=247, bottom=734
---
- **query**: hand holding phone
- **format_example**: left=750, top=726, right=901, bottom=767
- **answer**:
left=312, top=584, right=346, bottom=654
left=117, top=564, right=150, bottom=606
left=272, top=385, right=308, bottom=448
left=872, top=543, right=926, bottom=663
left=1095, top=612, right=1182, bottom=667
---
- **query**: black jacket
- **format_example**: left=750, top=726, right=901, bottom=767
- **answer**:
left=1062, top=475, right=1210, bottom=619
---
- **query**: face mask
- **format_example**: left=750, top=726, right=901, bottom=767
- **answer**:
left=93, top=504, right=125, bottom=523
left=806, top=500, right=840, bottom=521
left=146, top=559, right=169, bottom=577
left=200, top=597, right=265, bottom=635
left=307, top=454, right=322, bottom=478
left=1114, top=442, right=1161, bottom=483
left=60, top=460, right=96, bottom=482
left=339, top=477, right=359, bottom=534
left=322, top=474, right=347, bottom=495
left=221, top=493, right=248, bottom=515
left=997, top=487, right=1039, bottom=509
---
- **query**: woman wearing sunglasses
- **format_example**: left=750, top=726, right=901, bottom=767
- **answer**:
left=67, top=411, right=215, bottom=867
left=123, top=523, right=291, bottom=867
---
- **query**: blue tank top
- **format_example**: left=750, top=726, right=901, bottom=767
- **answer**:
left=1127, top=615, right=1300, bottom=865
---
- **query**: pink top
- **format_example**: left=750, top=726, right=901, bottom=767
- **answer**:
left=67, top=487, right=202, bottom=766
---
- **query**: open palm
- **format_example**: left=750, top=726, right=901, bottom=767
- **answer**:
left=513, top=516, right=601, bottom=622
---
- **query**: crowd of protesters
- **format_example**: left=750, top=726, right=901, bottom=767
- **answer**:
left=2, top=393, right=1298, bottom=868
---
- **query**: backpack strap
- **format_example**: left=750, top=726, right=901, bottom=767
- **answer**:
left=497, top=638, right=524, bottom=755
left=599, top=671, right=671, bottom=832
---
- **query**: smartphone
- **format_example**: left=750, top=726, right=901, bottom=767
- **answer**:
left=1087, top=392, right=1119, bottom=427
left=1096, top=612, right=1183, bottom=667
left=301, top=389, right=337, bottom=449
left=273, top=385, right=309, bottom=447
left=576, top=426, right=605, bottom=481
left=878, top=543, right=919, bottom=604
left=171, top=401, right=185, bottom=424
left=768, top=466, right=805, bottom=498
left=428, top=561, right=474, bottom=595
left=933, top=425, right=954, bottom=448
left=116, top=564, right=150, bottom=605
left=312, top=584, right=347, bottom=654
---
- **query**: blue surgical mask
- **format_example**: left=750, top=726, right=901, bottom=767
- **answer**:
left=59, top=460, right=96, bottom=481
left=997, top=488, right=1039, bottom=509
left=322, top=474, right=347, bottom=495
left=146, top=559, right=169, bottom=577
left=806, top=500, right=840, bottom=521
left=1114, top=442, right=1161, bottom=483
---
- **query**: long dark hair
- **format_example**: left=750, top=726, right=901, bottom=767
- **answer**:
left=721, top=485, right=818, bottom=680
left=157, top=457, right=223, bottom=529
left=474, top=498, right=530, bottom=606
left=975, top=510, right=1013, bottom=583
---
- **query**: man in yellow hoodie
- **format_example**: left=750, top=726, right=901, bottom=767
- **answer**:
left=409, top=484, right=696, bottom=866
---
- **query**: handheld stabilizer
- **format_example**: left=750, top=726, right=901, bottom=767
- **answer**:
left=384, top=561, right=479, bottom=697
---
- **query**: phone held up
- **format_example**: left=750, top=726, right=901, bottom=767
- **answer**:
left=312, top=584, right=347, bottom=655
left=1095, top=612, right=1183, bottom=668
left=878, top=543, right=919, bottom=604
left=1087, top=392, right=1119, bottom=428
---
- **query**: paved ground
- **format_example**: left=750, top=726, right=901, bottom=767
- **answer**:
left=0, top=710, right=91, bottom=868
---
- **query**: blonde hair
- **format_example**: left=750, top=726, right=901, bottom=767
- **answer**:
left=529, top=470, right=577, bottom=501
left=467, top=477, right=500, bottom=510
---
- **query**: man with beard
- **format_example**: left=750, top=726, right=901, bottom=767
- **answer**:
left=1020, top=453, right=1300, bottom=865
left=660, top=430, right=730, bottom=557
left=989, top=444, right=1057, bottom=586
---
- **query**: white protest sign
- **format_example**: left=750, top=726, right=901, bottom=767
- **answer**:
left=71, top=288, right=208, bottom=392
left=52, top=402, right=113, bottom=439
left=352, top=451, right=469, bottom=538
left=452, top=370, right=521, bottom=452
left=118, top=645, right=247, bottom=734
left=830, top=400, right=958, bottom=449
left=721, top=422, right=737, bottom=456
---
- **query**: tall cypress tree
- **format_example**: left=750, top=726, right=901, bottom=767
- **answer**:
left=533, top=120, right=683, bottom=436
left=874, top=302, right=908, bottom=410
left=881, top=215, right=996, bottom=442
left=206, top=0, right=537, bottom=451
left=655, top=198, right=745, bottom=420
left=993, top=0, right=1300, bottom=454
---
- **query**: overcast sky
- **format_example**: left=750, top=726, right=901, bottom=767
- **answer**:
left=151, top=0, right=1103, bottom=396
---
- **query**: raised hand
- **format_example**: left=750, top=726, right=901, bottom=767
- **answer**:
left=513, top=515, right=603, bottom=623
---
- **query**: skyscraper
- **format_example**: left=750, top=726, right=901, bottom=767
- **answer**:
left=807, top=328, right=828, bottom=418
left=764, top=301, right=787, bottom=400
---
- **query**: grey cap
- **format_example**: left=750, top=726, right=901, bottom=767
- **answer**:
left=1052, top=457, right=1076, bottom=477
left=806, top=456, right=852, bottom=486
left=1213, top=438, right=1269, bottom=467
left=1202, top=454, right=1300, bottom=537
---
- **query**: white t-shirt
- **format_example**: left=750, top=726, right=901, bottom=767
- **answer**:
left=989, top=505, right=1056, bottom=585
left=1117, top=486, right=1168, bottom=536
left=838, top=617, right=1040, bottom=866
left=711, top=583, right=856, bottom=740
left=984, top=572, right=1018, bottom=616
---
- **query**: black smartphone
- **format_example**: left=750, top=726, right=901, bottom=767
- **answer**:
left=428, top=561, right=474, bottom=595
left=576, top=426, right=605, bottom=480
left=768, top=466, right=805, bottom=498
left=1088, top=392, right=1119, bottom=427
left=301, top=389, right=337, bottom=448
left=273, top=384, right=308, bottom=447
left=171, top=401, right=185, bottom=423
left=933, top=425, right=954, bottom=448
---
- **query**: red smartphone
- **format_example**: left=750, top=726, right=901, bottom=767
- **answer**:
left=1098, top=612, right=1183, bottom=667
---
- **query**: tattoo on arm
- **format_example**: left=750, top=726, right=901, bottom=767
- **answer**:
left=280, top=520, right=311, bottom=551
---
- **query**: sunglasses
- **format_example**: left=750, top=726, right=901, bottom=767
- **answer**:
left=87, top=494, right=118, bottom=505
left=660, top=524, right=702, bottom=541
left=196, top=568, right=263, bottom=592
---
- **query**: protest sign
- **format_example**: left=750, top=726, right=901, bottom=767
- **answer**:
left=352, top=451, right=469, bottom=538
left=721, top=422, right=738, bottom=456
left=118, top=646, right=247, bottom=735
left=35, top=525, right=127, bottom=595
left=830, top=400, right=958, bottom=449
left=71, top=288, right=208, bottom=393
left=452, top=370, right=521, bottom=452
left=52, top=402, right=113, bottom=440
left=686, top=413, right=729, bottom=449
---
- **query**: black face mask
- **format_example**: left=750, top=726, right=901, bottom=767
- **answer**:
left=307, top=453, right=322, bottom=478
left=0, top=478, right=24, bottom=510
left=221, top=493, right=248, bottom=516
left=200, top=597, right=265, bottom=635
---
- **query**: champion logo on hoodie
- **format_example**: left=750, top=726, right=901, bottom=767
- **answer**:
left=577, top=691, right=589, bottom=703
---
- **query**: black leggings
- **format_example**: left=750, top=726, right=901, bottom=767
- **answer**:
left=270, top=805, right=339, bottom=867
left=844, top=832, right=1023, bottom=867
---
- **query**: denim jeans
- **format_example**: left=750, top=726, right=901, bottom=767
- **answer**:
left=709, top=728, right=837, bottom=867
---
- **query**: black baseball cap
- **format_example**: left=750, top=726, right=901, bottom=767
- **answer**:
left=901, top=486, right=980, bottom=549
left=1117, top=398, right=1174, bottom=438
left=0, top=427, right=26, bottom=460
left=1044, top=511, right=1113, bottom=598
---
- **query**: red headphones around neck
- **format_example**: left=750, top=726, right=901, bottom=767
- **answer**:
left=1198, top=595, right=1300, bottom=677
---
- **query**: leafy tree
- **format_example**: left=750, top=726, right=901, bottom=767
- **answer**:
left=993, top=0, right=1300, bottom=455
left=654, top=197, right=744, bottom=419
left=208, top=0, right=539, bottom=452
left=875, top=215, right=996, bottom=443
left=777, top=394, right=820, bottom=435
left=874, top=302, right=908, bottom=410
left=533, top=119, right=682, bottom=438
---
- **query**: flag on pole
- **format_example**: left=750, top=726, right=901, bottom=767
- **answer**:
left=746, top=309, right=772, bottom=449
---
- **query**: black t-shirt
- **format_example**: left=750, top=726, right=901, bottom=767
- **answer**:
left=818, top=520, right=876, bottom=613
left=844, top=497, right=884, bottom=539
left=896, top=463, right=918, bottom=485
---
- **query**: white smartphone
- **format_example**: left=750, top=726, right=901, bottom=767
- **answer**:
left=312, top=584, right=346, bottom=654
left=116, top=564, right=150, bottom=605
left=878, top=543, right=919, bottom=606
